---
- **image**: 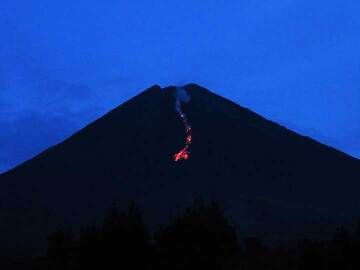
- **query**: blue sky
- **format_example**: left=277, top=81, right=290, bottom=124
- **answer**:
left=1, top=0, right=359, bottom=172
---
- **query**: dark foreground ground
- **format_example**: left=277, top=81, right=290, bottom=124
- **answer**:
left=2, top=200, right=360, bottom=270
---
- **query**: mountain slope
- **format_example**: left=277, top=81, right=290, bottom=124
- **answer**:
left=1, top=84, right=359, bottom=256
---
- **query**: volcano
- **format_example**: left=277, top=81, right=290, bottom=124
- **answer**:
left=1, top=84, right=360, bottom=256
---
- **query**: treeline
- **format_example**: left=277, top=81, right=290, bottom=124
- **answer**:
left=4, top=201, right=360, bottom=269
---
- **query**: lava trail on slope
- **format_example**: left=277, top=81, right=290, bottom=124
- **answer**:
left=173, top=87, right=192, bottom=162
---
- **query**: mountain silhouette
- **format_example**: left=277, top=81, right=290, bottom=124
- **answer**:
left=1, top=83, right=359, bottom=256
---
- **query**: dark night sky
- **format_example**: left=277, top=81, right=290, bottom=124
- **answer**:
left=1, top=0, right=359, bottom=172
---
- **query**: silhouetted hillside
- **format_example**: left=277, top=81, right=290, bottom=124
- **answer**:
left=0, top=83, right=359, bottom=256
left=6, top=202, right=360, bottom=270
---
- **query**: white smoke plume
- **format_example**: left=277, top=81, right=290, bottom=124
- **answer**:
left=174, top=87, right=190, bottom=113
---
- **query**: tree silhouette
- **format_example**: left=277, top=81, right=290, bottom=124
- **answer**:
left=46, top=203, right=151, bottom=270
left=47, top=230, right=74, bottom=270
left=100, top=203, right=151, bottom=269
left=242, top=237, right=270, bottom=270
left=42, top=203, right=360, bottom=270
left=154, top=201, right=240, bottom=270
left=75, top=226, right=101, bottom=270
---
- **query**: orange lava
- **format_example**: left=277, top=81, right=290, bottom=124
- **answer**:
left=173, top=88, right=192, bottom=162
left=173, top=118, right=192, bottom=162
left=173, top=146, right=190, bottom=161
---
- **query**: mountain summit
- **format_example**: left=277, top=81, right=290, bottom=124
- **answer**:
left=1, top=84, right=360, bottom=256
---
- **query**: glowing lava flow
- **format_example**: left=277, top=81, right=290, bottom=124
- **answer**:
left=172, top=86, right=192, bottom=162
left=173, top=112, right=192, bottom=162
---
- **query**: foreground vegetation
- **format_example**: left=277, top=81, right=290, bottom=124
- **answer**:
left=2, top=201, right=360, bottom=269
